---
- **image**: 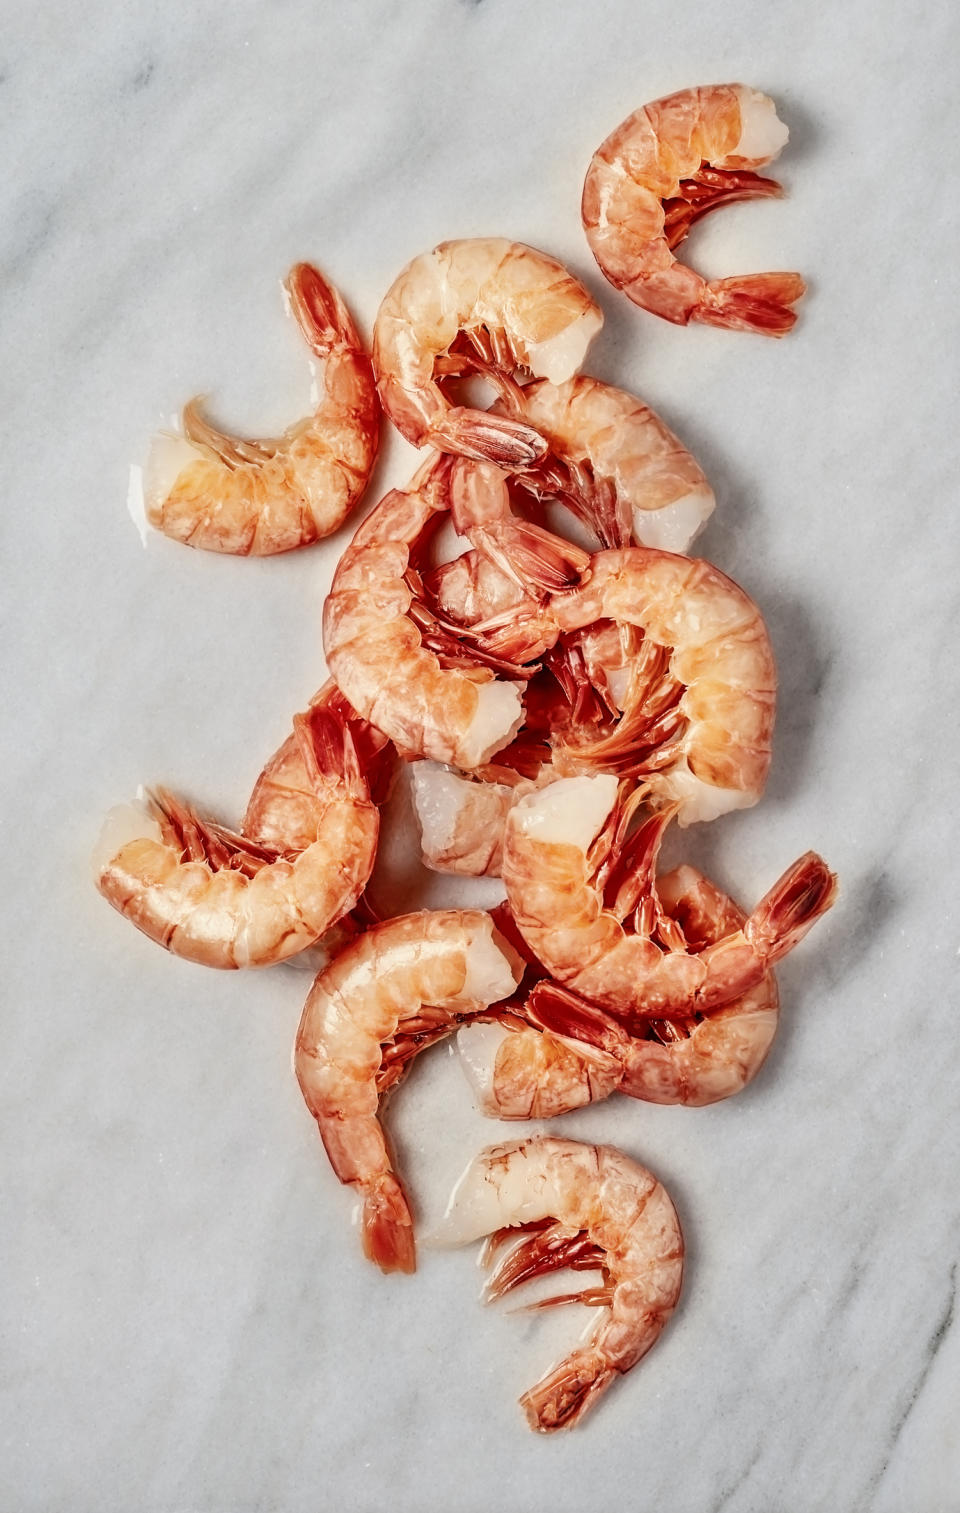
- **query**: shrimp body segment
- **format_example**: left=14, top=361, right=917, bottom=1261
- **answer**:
left=294, top=910, right=523, bottom=1274
left=372, top=239, right=603, bottom=465
left=94, top=702, right=380, bottom=969
left=323, top=455, right=527, bottom=768
left=145, top=264, right=380, bottom=555
left=432, top=1137, right=684, bottom=1431
left=459, top=865, right=782, bottom=1120
left=501, top=774, right=837, bottom=1020
left=583, top=86, right=805, bottom=335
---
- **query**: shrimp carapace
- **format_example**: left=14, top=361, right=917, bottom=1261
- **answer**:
left=144, top=263, right=380, bottom=554
left=432, top=1137, right=684, bottom=1431
left=93, top=700, right=380, bottom=969
left=500, top=774, right=837, bottom=1020
left=583, top=85, right=804, bottom=335
left=294, top=909, right=524, bottom=1273
left=372, top=239, right=603, bottom=464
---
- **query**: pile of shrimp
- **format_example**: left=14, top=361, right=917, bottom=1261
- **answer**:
left=95, top=84, right=837, bottom=1434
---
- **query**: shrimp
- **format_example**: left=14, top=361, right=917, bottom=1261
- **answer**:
left=294, top=909, right=523, bottom=1274
left=93, top=699, right=380, bottom=969
left=447, top=376, right=715, bottom=582
left=431, top=1136, right=684, bottom=1431
left=472, top=545, right=780, bottom=824
left=458, top=865, right=781, bottom=1119
left=323, top=453, right=532, bottom=768
left=582, top=85, right=805, bottom=334
left=143, top=264, right=380, bottom=555
left=372, top=239, right=603, bottom=465
left=500, top=773, right=837, bottom=1020
left=241, top=681, right=394, bottom=854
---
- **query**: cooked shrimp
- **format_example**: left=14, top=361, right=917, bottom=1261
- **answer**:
left=372, top=239, right=602, bottom=465
left=409, top=619, right=644, bottom=879
left=474, top=545, right=779, bottom=823
left=294, top=909, right=522, bottom=1274
left=508, top=375, right=715, bottom=553
left=431, top=1136, right=684, bottom=1431
left=459, top=865, right=781, bottom=1119
left=93, top=700, right=380, bottom=968
left=447, top=376, right=715, bottom=579
left=583, top=85, right=805, bottom=334
left=144, top=264, right=380, bottom=554
left=500, top=773, right=837, bottom=1019
left=242, top=681, right=394, bottom=854
left=323, top=453, right=530, bottom=768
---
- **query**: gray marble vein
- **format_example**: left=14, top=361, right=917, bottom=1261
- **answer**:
left=2, top=1, right=959, bottom=1510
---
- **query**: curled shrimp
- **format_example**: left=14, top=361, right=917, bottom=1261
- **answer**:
left=466, top=544, right=779, bottom=823
left=144, top=264, right=380, bottom=555
left=501, top=773, right=837, bottom=1020
left=241, top=681, right=394, bottom=854
left=323, top=453, right=532, bottom=768
left=93, top=699, right=380, bottom=969
left=294, top=909, right=522, bottom=1274
left=372, top=239, right=603, bottom=465
left=447, top=375, right=715, bottom=581
left=582, top=85, right=805, bottom=334
left=459, top=864, right=782, bottom=1120
left=432, top=1136, right=684, bottom=1431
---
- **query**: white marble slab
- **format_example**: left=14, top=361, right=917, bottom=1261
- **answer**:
left=2, top=1, right=959, bottom=1509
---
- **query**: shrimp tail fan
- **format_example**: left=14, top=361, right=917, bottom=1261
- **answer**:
left=361, top=1174, right=417, bottom=1276
left=520, top=1349, right=618, bottom=1433
left=475, top=521, right=591, bottom=596
left=701, top=272, right=806, bottom=336
left=286, top=262, right=362, bottom=354
left=430, top=407, right=548, bottom=468
left=745, top=850, right=837, bottom=960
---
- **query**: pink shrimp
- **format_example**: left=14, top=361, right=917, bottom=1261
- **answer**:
left=93, top=699, right=380, bottom=969
left=372, top=239, right=602, bottom=465
left=499, top=773, right=836, bottom=1021
left=323, top=453, right=540, bottom=769
left=459, top=864, right=783, bottom=1119
left=144, top=264, right=380, bottom=554
left=294, top=909, right=522, bottom=1273
left=582, top=85, right=804, bottom=334
left=432, top=1136, right=684, bottom=1431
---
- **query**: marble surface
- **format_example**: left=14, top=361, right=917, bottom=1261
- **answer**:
left=3, top=1, right=959, bottom=1509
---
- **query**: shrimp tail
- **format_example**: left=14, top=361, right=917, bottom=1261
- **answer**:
left=286, top=261, right=362, bottom=355
left=519, top=1349, right=617, bottom=1433
left=745, top=851, right=838, bottom=961
left=697, top=852, right=836, bottom=1010
left=429, top=407, right=548, bottom=469
left=474, top=521, right=591, bottom=595
left=361, top=1173, right=417, bottom=1275
left=701, top=272, right=806, bottom=336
